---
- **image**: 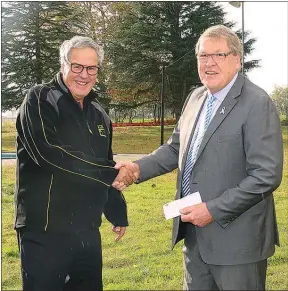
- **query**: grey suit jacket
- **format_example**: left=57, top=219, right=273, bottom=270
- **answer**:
left=135, top=74, right=283, bottom=265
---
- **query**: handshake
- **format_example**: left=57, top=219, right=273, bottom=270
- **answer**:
left=112, top=162, right=140, bottom=191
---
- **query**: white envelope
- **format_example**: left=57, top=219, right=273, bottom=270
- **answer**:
left=163, top=191, right=202, bottom=220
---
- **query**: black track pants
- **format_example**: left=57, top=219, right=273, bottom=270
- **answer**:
left=18, top=229, right=103, bottom=291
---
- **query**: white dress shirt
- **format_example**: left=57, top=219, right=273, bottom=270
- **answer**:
left=189, top=73, right=239, bottom=159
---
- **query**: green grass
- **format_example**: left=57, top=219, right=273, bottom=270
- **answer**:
left=113, top=126, right=174, bottom=153
left=1, top=121, right=17, bottom=153
left=2, top=127, right=288, bottom=290
left=1, top=121, right=174, bottom=154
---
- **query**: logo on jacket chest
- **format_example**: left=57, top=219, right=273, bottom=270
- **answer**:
left=97, top=125, right=107, bottom=137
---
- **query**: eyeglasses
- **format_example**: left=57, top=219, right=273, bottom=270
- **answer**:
left=197, top=52, right=233, bottom=63
left=66, top=59, right=100, bottom=76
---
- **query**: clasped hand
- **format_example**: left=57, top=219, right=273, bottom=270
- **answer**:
left=112, top=162, right=140, bottom=191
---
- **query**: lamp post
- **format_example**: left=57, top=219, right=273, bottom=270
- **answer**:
left=159, top=49, right=194, bottom=145
left=229, top=1, right=245, bottom=74
left=160, top=65, right=165, bottom=145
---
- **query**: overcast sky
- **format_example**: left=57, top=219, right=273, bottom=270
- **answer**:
left=221, top=1, right=288, bottom=94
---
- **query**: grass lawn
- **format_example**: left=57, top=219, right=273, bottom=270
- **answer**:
left=1, top=121, right=17, bottom=153
left=1, top=121, right=174, bottom=154
left=1, top=126, right=288, bottom=290
left=112, top=126, right=174, bottom=154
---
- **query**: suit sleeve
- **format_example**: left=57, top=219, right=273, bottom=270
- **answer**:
left=17, top=86, right=118, bottom=186
left=104, top=122, right=128, bottom=226
left=207, top=95, right=283, bottom=228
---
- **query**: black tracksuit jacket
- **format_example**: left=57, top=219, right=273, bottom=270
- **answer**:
left=15, top=72, right=128, bottom=233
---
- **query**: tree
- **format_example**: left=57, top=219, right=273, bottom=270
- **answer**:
left=68, top=2, right=136, bottom=113
left=271, top=85, right=288, bottom=124
left=1, top=1, right=83, bottom=110
left=69, top=1, right=159, bottom=118
left=106, top=1, right=260, bottom=120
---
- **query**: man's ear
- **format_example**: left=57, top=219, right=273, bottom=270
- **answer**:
left=236, top=55, right=241, bottom=71
left=61, top=64, right=68, bottom=77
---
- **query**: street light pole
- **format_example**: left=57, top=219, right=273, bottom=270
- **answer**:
left=158, top=48, right=194, bottom=146
left=160, top=66, right=165, bottom=145
left=241, top=2, right=244, bottom=74
left=229, top=1, right=245, bottom=74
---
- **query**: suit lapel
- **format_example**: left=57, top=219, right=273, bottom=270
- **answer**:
left=195, top=74, right=245, bottom=163
left=179, top=91, right=207, bottom=170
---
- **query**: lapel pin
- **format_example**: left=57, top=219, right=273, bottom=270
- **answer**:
left=220, top=107, right=226, bottom=115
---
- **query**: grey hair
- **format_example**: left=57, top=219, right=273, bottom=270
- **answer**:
left=59, top=36, right=104, bottom=66
left=195, top=25, right=243, bottom=59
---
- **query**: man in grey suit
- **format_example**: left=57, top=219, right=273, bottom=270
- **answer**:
left=112, top=25, right=283, bottom=290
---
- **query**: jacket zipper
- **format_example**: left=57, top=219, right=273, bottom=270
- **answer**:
left=86, top=121, right=93, bottom=134
left=82, top=104, right=96, bottom=156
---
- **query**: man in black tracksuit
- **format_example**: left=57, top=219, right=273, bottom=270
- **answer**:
left=15, top=36, right=133, bottom=291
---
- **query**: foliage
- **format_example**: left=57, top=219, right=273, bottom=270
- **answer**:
left=68, top=1, right=122, bottom=112
left=106, top=1, right=260, bottom=119
left=1, top=1, right=84, bottom=110
left=272, top=86, right=288, bottom=124
left=1, top=1, right=260, bottom=117
left=75, top=2, right=161, bottom=117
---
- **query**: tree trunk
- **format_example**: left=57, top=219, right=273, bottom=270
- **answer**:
left=153, top=104, right=157, bottom=122
left=115, top=110, right=119, bottom=123
left=175, top=109, right=181, bottom=122
left=128, top=109, right=133, bottom=123
left=142, top=107, right=145, bottom=123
